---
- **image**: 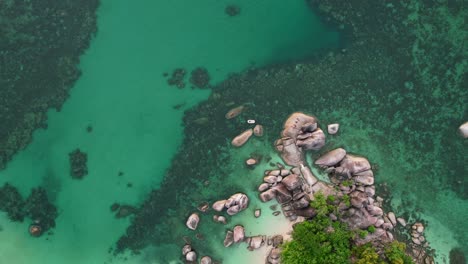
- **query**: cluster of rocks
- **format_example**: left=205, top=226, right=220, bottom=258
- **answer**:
left=166, top=67, right=212, bottom=89
left=274, top=112, right=326, bottom=166
left=223, top=224, right=284, bottom=254
left=69, top=148, right=88, bottom=179
left=231, top=124, right=263, bottom=147
left=258, top=166, right=316, bottom=221
left=166, top=68, right=186, bottom=88
left=181, top=244, right=213, bottom=264
left=212, top=193, right=249, bottom=216
left=253, top=113, right=437, bottom=263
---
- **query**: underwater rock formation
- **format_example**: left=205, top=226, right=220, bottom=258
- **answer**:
left=0, top=184, right=57, bottom=234
left=0, top=0, right=99, bottom=170
left=189, top=67, right=211, bottom=89
left=69, top=149, right=88, bottom=179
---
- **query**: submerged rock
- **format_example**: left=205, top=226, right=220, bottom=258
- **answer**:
left=69, top=149, right=88, bottom=179
left=225, top=105, right=245, bottom=119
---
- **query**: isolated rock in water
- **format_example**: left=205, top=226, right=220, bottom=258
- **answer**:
left=338, top=155, right=371, bottom=175
left=281, top=112, right=318, bottom=138
left=200, top=256, right=213, bottom=264
left=233, top=225, right=245, bottom=243
left=212, top=200, right=226, bottom=212
left=315, top=148, right=347, bottom=167
left=231, top=129, right=253, bottom=147
left=186, top=213, right=200, bottom=230
left=224, top=230, right=234, bottom=247
left=254, top=209, right=261, bottom=218
left=246, top=158, right=257, bottom=166
left=225, top=105, right=245, bottom=119
left=328, top=123, right=340, bottom=134
left=182, top=244, right=191, bottom=255
left=186, top=251, right=197, bottom=262
left=253, top=124, right=264, bottom=136
left=459, top=122, right=468, bottom=138
left=296, top=128, right=326, bottom=150
left=280, top=137, right=304, bottom=166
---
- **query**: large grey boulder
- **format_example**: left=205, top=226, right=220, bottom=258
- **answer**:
left=247, top=236, right=265, bottom=251
left=212, top=200, right=226, bottom=212
left=314, top=148, right=347, bottom=167
left=281, top=112, right=318, bottom=139
left=296, top=128, right=326, bottom=151
left=272, top=183, right=292, bottom=204
left=336, top=154, right=371, bottom=176
left=280, top=137, right=304, bottom=166
left=233, top=225, right=245, bottom=243
left=281, top=174, right=302, bottom=191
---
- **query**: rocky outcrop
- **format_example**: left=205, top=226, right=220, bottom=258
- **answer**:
left=212, top=193, right=249, bottom=216
left=275, top=112, right=326, bottom=166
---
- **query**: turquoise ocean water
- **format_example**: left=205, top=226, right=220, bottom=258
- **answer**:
left=0, top=1, right=338, bottom=263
